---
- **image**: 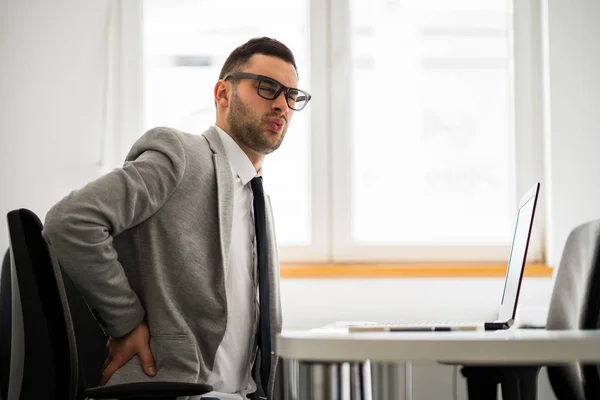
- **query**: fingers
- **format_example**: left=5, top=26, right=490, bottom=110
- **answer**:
left=138, top=343, right=157, bottom=377
left=100, top=358, right=120, bottom=386
left=99, top=321, right=157, bottom=385
left=101, top=355, right=112, bottom=375
left=99, top=349, right=156, bottom=385
left=99, top=350, right=131, bottom=386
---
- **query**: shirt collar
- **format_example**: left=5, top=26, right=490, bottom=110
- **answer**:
left=214, top=125, right=261, bottom=185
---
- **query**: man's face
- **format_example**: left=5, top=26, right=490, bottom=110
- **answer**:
left=226, top=54, right=298, bottom=155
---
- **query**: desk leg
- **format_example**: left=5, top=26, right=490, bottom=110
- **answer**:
left=499, top=366, right=540, bottom=400
left=461, top=366, right=500, bottom=400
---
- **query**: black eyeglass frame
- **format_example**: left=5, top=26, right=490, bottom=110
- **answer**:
left=223, top=72, right=312, bottom=111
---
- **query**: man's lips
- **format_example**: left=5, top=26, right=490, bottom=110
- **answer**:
left=266, top=118, right=285, bottom=133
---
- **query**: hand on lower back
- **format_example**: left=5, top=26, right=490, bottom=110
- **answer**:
left=100, top=320, right=156, bottom=386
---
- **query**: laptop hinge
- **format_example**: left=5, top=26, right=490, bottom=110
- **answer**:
left=484, top=319, right=513, bottom=331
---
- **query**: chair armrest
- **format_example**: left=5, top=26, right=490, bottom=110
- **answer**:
left=84, top=381, right=213, bottom=399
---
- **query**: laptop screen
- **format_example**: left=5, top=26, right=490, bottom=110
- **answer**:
left=497, top=183, right=540, bottom=322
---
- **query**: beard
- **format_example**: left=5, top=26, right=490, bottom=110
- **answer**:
left=227, top=92, right=287, bottom=155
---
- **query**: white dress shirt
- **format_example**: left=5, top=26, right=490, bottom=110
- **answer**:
left=200, top=126, right=260, bottom=400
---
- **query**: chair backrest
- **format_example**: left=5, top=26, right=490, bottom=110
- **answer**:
left=546, top=220, right=600, bottom=400
left=60, top=260, right=108, bottom=391
left=1, top=250, right=12, bottom=400
left=0, top=209, right=79, bottom=399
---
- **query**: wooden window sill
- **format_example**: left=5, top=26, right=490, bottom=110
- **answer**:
left=280, top=263, right=552, bottom=279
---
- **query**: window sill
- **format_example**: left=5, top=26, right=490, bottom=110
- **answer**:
left=280, top=263, right=552, bottom=279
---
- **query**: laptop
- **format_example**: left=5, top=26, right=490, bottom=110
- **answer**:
left=348, top=182, right=541, bottom=333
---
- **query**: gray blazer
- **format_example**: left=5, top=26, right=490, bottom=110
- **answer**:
left=43, top=126, right=282, bottom=399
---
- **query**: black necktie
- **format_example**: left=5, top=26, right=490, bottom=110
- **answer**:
left=251, top=176, right=271, bottom=394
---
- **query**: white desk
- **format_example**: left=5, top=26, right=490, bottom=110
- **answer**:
left=277, top=329, right=600, bottom=400
left=279, top=329, right=600, bottom=363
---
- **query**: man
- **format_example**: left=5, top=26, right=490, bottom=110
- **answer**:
left=43, top=37, right=311, bottom=400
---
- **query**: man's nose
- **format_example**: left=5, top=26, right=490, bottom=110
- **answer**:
left=271, top=91, right=290, bottom=114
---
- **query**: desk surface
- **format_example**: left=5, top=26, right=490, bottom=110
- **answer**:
left=277, top=329, right=600, bottom=364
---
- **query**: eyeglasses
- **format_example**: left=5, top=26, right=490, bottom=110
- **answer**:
left=223, top=72, right=312, bottom=111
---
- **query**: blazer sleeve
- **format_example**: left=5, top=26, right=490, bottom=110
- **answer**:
left=43, top=127, right=186, bottom=338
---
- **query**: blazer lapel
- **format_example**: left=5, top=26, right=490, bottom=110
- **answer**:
left=203, top=127, right=234, bottom=275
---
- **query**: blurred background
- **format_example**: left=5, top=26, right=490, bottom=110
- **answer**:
left=1, top=0, right=599, bottom=397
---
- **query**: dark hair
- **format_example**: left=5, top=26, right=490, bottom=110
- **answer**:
left=218, top=37, right=298, bottom=80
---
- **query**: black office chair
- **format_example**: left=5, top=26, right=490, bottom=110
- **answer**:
left=1, top=250, right=12, bottom=400
left=0, top=208, right=212, bottom=399
left=546, top=219, right=600, bottom=400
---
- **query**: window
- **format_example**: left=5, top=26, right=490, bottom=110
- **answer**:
left=142, top=0, right=313, bottom=248
left=351, top=1, right=513, bottom=245
left=330, top=0, right=543, bottom=261
left=119, top=0, right=543, bottom=263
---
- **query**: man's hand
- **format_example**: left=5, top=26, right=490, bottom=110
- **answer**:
left=100, top=320, right=157, bottom=386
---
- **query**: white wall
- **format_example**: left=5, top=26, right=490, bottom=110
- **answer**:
left=0, top=0, right=110, bottom=251
left=280, top=278, right=553, bottom=330
left=542, top=0, right=600, bottom=267
left=1, top=0, right=599, bottom=399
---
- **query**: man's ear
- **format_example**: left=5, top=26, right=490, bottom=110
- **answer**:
left=214, top=80, right=229, bottom=108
